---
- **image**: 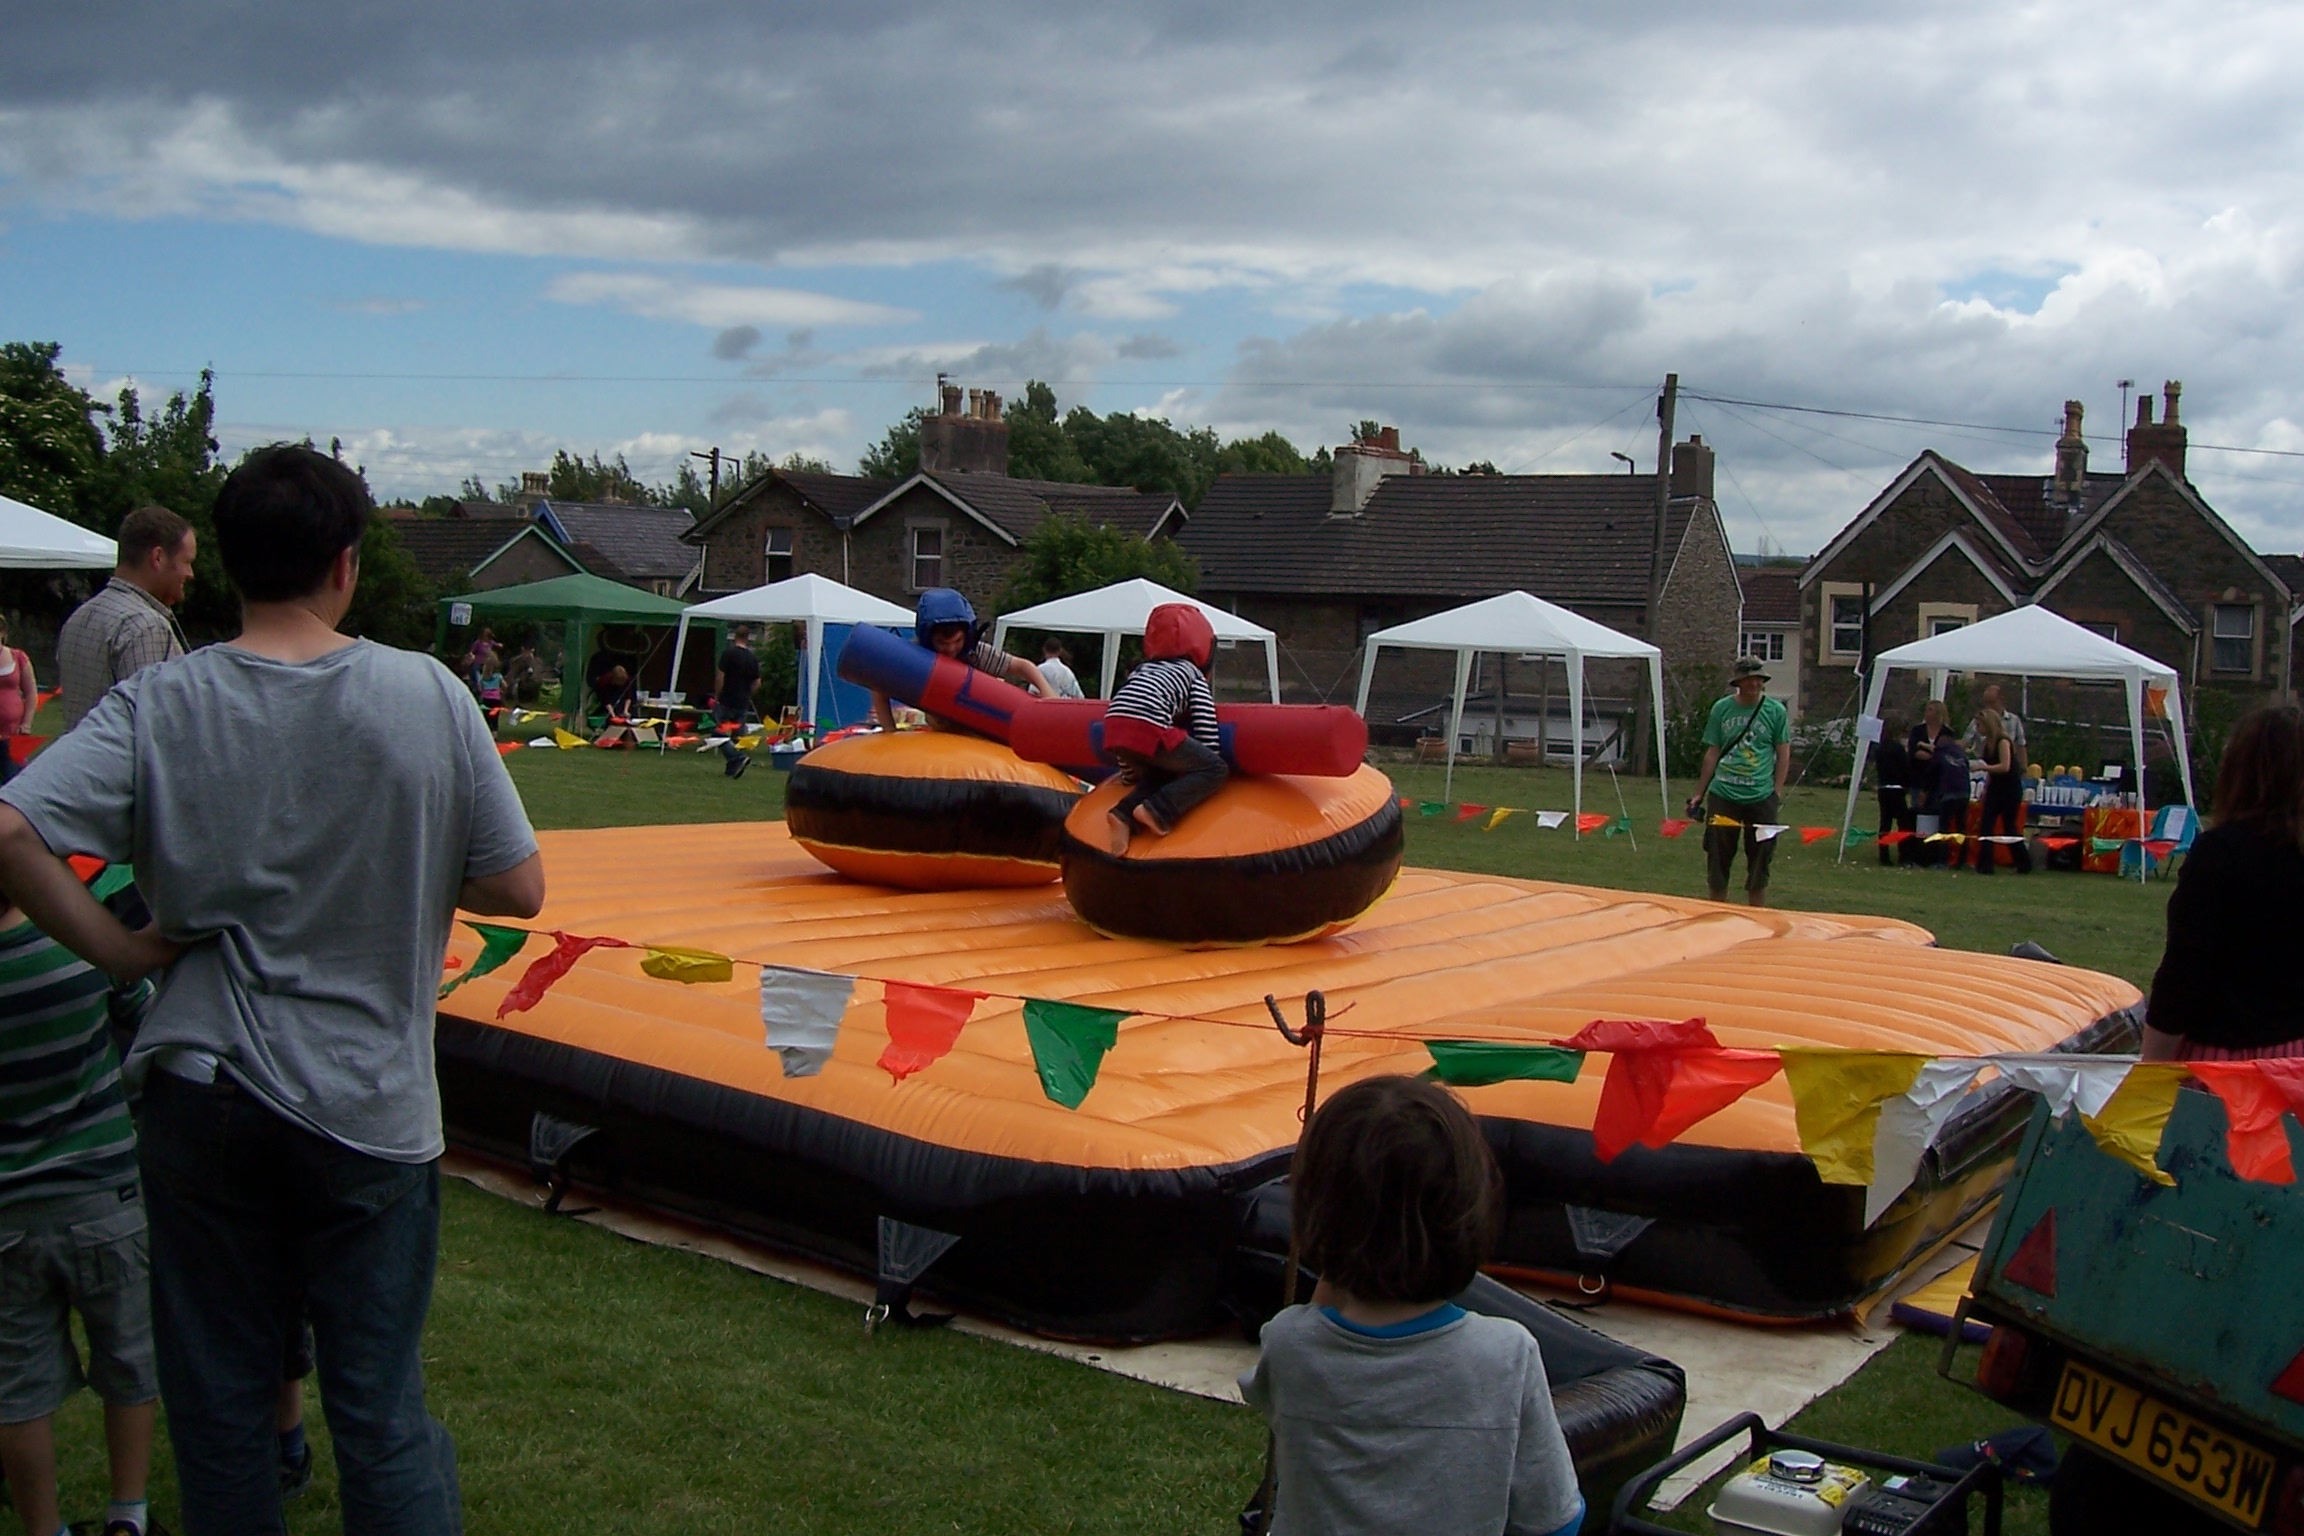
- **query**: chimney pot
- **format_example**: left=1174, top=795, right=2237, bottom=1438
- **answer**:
left=2125, top=381, right=2187, bottom=480
left=2163, top=380, right=2181, bottom=426
left=2135, top=394, right=2153, bottom=428
left=1379, top=426, right=1400, bottom=452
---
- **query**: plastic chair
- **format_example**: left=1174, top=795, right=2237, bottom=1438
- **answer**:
left=2119, top=804, right=2196, bottom=878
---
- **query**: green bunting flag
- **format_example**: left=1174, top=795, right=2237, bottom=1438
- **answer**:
left=1604, top=815, right=1632, bottom=839
left=1424, top=1041, right=1586, bottom=1087
left=1418, top=801, right=1448, bottom=818
left=1022, top=1000, right=1129, bottom=1109
left=88, top=864, right=137, bottom=903
left=438, top=922, right=533, bottom=998
left=1848, top=827, right=1875, bottom=841
left=2089, top=837, right=2126, bottom=855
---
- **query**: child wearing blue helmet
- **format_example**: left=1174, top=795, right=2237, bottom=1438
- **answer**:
left=870, top=588, right=1049, bottom=729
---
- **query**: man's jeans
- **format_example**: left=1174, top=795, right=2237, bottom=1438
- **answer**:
left=140, top=1071, right=461, bottom=1536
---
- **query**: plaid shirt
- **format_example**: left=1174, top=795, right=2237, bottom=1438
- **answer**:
left=56, top=577, right=188, bottom=730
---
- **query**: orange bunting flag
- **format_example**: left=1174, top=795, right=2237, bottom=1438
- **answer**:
left=2187, top=1061, right=2304, bottom=1183
left=1561, top=1017, right=1780, bottom=1161
left=878, top=981, right=990, bottom=1083
left=1575, top=812, right=1611, bottom=835
left=1800, top=827, right=1835, bottom=845
left=1455, top=804, right=1489, bottom=823
left=1659, top=819, right=1692, bottom=838
left=496, top=932, right=631, bottom=1019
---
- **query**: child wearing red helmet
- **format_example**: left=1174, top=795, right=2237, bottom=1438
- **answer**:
left=1099, top=602, right=1229, bottom=855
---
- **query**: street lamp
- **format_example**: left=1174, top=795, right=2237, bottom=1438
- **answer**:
left=1610, top=452, right=1636, bottom=474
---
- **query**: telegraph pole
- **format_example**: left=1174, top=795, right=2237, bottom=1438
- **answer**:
left=1646, top=373, right=1678, bottom=639
left=689, top=447, right=727, bottom=508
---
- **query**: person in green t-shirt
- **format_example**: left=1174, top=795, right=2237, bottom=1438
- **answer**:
left=1690, top=657, right=1793, bottom=906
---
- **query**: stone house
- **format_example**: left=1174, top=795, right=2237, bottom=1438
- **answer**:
left=386, top=485, right=701, bottom=597
left=1176, top=430, right=1744, bottom=751
left=1797, top=384, right=2299, bottom=726
left=1736, top=565, right=1802, bottom=708
left=386, top=512, right=584, bottom=592
left=684, top=383, right=1182, bottom=610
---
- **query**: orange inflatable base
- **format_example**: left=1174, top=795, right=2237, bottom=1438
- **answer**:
left=435, top=822, right=2144, bottom=1334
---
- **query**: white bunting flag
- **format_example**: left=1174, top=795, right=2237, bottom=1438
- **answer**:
left=1753, top=824, right=1791, bottom=842
left=1865, top=1060, right=1983, bottom=1226
left=1535, top=811, right=1569, bottom=830
left=1989, top=1055, right=2137, bottom=1120
left=760, top=965, right=857, bottom=1078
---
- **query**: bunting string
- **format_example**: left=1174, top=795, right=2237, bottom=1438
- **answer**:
left=433, top=919, right=2301, bottom=1194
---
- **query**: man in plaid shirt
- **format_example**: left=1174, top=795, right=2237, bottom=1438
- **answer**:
left=57, top=508, right=196, bottom=732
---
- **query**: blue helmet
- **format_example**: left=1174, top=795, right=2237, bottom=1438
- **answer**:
left=914, top=588, right=978, bottom=647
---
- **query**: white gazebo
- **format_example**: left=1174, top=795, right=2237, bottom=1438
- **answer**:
left=1836, top=604, right=2195, bottom=882
left=668, top=573, right=915, bottom=728
left=1355, top=591, right=1670, bottom=827
left=0, top=495, right=116, bottom=568
left=990, top=578, right=1281, bottom=701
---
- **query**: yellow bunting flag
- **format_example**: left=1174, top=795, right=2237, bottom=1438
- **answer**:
left=2080, top=1063, right=2184, bottom=1186
left=1486, top=807, right=1517, bottom=831
left=1781, top=1050, right=1927, bottom=1186
left=552, top=727, right=589, bottom=749
left=1709, top=815, right=1742, bottom=828
left=641, top=945, right=736, bottom=985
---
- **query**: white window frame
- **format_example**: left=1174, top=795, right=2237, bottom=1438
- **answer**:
left=764, top=526, right=794, bottom=584
left=1819, top=582, right=1866, bottom=661
left=909, top=525, right=945, bottom=592
left=2211, top=603, right=2257, bottom=675
left=1740, top=629, right=1787, bottom=662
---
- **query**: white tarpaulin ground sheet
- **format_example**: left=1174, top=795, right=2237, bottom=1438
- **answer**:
left=445, top=1153, right=1988, bottom=1511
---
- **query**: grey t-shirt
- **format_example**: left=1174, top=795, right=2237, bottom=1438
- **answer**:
left=0, top=640, right=537, bottom=1162
left=1241, top=1304, right=1584, bottom=1536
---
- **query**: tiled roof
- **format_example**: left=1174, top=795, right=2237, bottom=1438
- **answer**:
left=2265, top=553, right=2304, bottom=601
left=535, top=501, right=697, bottom=582
left=1178, top=472, right=1698, bottom=606
left=778, top=470, right=897, bottom=521
left=1972, top=471, right=2124, bottom=560
left=387, top=519, right=545, bottom=584
left=1740, top=569, right=1800, bottom=625
left=922, top=473, right=1178, bottom=543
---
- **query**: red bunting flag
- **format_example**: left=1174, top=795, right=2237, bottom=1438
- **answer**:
left=1454, top=804, right=1489, bottom=823
left=497, top=932, right=631, bottom=1019
left=1659, top=819, right=1692, bottom=838
left=2187, top=1061, right=2304, bottom=1183
left=2036, top=836, right=2078, bottom=850
left=1877, top=829, right=1914, bottom=846
left=878, top=980, right=989, bottom=1083
left=1574, top=812, right=1610, bottom=835
left=1800, top=827, right=1835, bottom=845
left=1562, top=1017, right=1780, bottom=1161
left=1397, top=796, right=1414, bottom=810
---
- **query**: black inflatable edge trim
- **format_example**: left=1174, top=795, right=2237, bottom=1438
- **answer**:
left=1060, top=795, right=1405, bottom=945
left=437, top=1013, right=1291, bottom=1210
left=787, top=763, right=1081, bottom=863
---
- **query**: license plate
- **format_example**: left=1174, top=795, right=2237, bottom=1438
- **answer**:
left=2051, top=1361, right=2282, bottom=1528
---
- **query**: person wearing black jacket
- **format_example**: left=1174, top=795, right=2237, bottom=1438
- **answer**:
left=1874, top=725, right=1915, bottom=866
left=2144, top=705, right=2304, bottom=1061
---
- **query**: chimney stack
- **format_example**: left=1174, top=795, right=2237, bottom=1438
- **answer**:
left=920, top=379, right=1012, bottom=476
left=2052, top=399, right=2088, bottom=504
left=516, top=470, right=550, bottom=508
left=2125, top=379, right=2187, bottom=480
left=1669, top=434, right=1715, bottom=501
left=1328, top=424, right=1418, bottom=515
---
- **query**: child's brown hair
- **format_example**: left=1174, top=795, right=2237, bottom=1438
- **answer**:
left=1291, top=1074, right=1501, bottom=1304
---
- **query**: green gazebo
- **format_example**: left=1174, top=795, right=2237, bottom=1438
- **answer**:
left=437, top=575, right=697, bottom=720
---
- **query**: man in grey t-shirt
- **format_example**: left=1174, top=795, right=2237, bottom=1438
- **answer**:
left=0, top=445, right=544, bottom=1534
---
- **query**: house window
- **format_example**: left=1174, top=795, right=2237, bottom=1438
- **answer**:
left=1740, top=631, right=1786, bottom=662
left=764, top=527, right=793, bottom=584
left=1828, top=594, right=1866, bottom=658
left=910, top=526, right=944, bottom=591
left=1917, top=601, right=1978, bottom=640
left=2212, top=604, right=2256, bottom=673
left=2075, top=620, right=2119, bottom=642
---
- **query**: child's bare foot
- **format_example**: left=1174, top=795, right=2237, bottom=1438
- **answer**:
left=1103, top=811, right=1134, bottom=856
left=1132, top=805, right=1171, bottom=837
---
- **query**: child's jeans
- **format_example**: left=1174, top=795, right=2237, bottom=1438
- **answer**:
left=1113, top=739, right=1228, bottom=831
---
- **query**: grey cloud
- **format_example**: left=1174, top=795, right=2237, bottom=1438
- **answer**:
left=999, top=264, right=1076, bottom=310
left=1116, top=334, right=1182, bottom=360
left=712, top=325, right=761, bottom=359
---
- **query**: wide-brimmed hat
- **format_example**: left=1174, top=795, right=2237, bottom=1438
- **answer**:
left=1731, top=656, right=1772, bottom=683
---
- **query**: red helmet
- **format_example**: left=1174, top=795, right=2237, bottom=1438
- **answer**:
left=1143, top=603, right=1215, bottom=669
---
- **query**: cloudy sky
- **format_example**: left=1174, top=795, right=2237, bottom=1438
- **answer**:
left=6, top=0, right=2304, bottom=556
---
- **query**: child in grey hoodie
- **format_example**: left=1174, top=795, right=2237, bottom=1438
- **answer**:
left=1241, top=1075, right=1584, bottom=1536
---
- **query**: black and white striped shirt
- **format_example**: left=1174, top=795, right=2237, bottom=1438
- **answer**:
left=1109, top=658, right=1220, bottom=751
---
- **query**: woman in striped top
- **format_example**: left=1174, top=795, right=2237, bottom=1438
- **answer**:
left=1100, top=603, right=1229, bottom=856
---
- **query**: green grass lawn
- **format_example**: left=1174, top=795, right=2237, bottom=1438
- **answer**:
left=47, top=750, right=2147, bottom=1531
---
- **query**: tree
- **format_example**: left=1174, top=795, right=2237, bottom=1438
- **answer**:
left=93, top=372, right=235, bottom=639
left=859, top=408, right=928, bottom=480
left=994, top=513, right=1200, bottom=690
left=342, top=515, right=440, bottom=651
left=1215, top=431, right=1313, bottom=477
left=540, top=449, right=655, bottom=505
left=0, top=343, right=106, bottom=525
left=1003, top=382, right=1091, bottom=484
